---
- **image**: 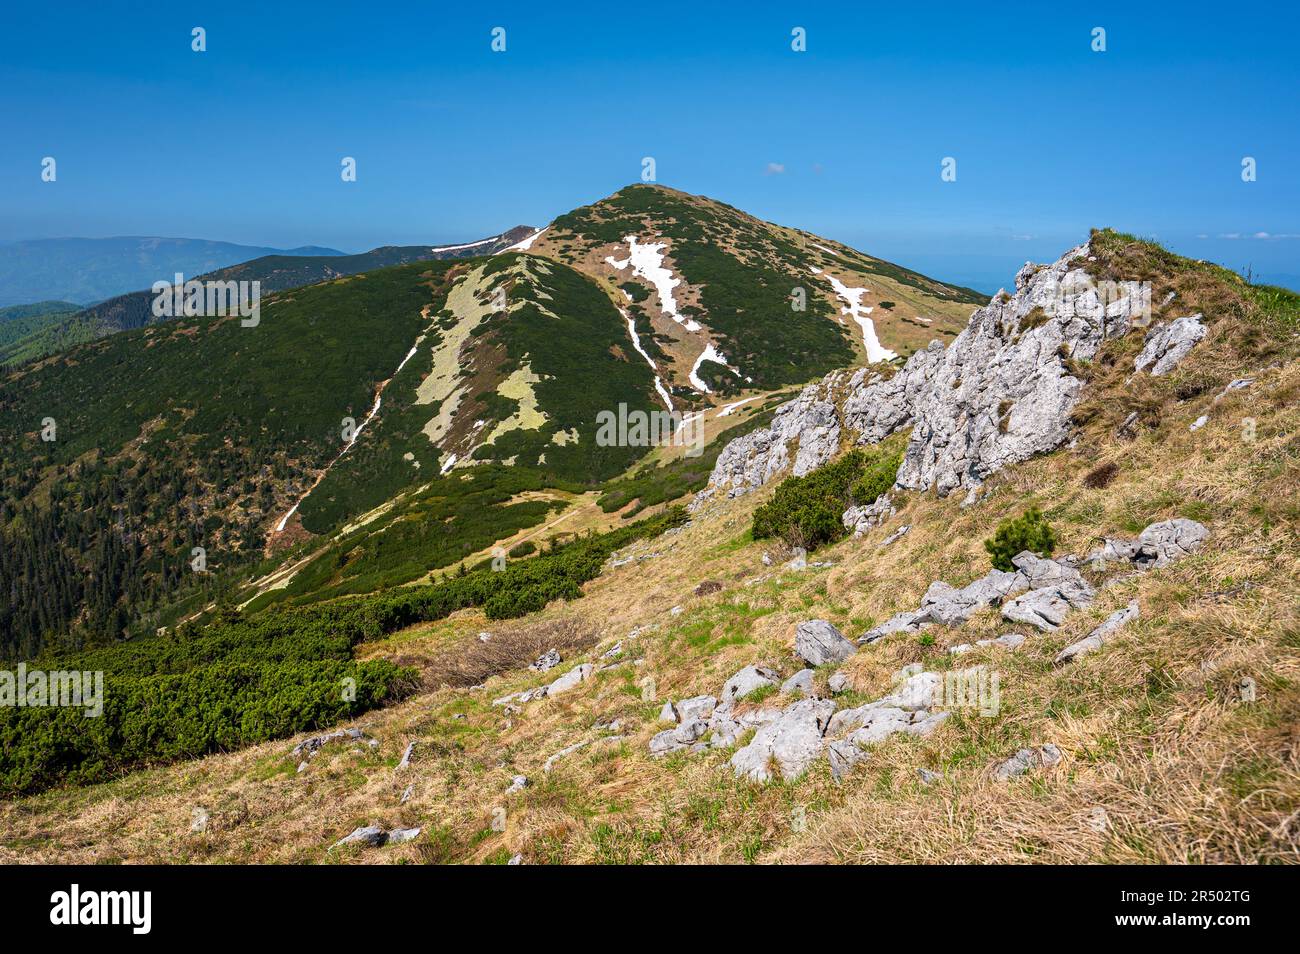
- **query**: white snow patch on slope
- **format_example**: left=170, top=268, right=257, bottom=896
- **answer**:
left=440, top=454, right=458, bottom=475
left=689, top=343, right=736, bottom=393
left=623, top=310, right=674, bottom=412
left=430, top=236, right=498, bottom=254
left=718, top=396, right=760, bottom=417
left=811, top=267, right=898, bottom=363
left=606, top=235, right=702, bottom=332
left=813, top=243, right=839, bottom=257
left=503, top=227, right=547, bottom=252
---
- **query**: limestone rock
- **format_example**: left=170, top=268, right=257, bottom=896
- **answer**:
left=731, top=698, right=836, bottom=783
left=1055, top=601, right=1139, bottom=664
left=546, top=663, right=593, bottom=696
left=330, top=826, right=387, bottom=850
left=794, top=619, right=856, bottom=666
left=721, top=665, right=780, bottom=703
left=1134, top=314, right=1206, bottom=376
left=781, top=669, right=816, bottom=697
left=529, top=648, right=562, bottom=672
left=993, top=744, right=1062, bottom=780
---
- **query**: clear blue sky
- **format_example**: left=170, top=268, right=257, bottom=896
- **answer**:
left=3, top=0, right=1297, bottom=291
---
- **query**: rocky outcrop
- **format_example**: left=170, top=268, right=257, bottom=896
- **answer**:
left=694, top=241, right=1204, bottom=508
left=731, top=698, right=838, bottom=782
left=1085, top=518, right=1210, bottom=571
left=1134, top=315, right=1206, bottom=376
left=691, top=373, right=847, bottom=507
left=842, top=494, right=896, bottom=537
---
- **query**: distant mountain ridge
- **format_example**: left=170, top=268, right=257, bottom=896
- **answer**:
left=4, top=227, right=538, bottom=364
left=0, top=236, right=347, bottom=308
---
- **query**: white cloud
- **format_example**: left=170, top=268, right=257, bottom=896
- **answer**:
left=764, top=162, right=786, bottom=175
left=1217, top=231, right=1300, bottom=240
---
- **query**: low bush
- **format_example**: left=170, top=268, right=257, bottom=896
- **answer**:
left=984, top=507, right=1057, bottom=571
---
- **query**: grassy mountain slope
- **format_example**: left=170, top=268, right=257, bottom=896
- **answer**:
left=2, top=231, right=1295, bottom=862
left=532, top=184, right=983, bottom=393
left=0, top=260, right=462, bottom=655
left=0, top=301, right=84, bottom=366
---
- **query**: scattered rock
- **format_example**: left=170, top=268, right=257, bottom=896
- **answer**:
left=190, top=808, right=209, bottom=834
left=1239, top=677, right=1257, bottom=704
left=842, top=494, right=896, bottom=537
left=879, top=525, right=911, bottom=548
left=731, top=699, right=837, bottom=783
left=292, top=727, right=370, bottom=760
left=543, top=740, right=589, bottom=772
left=397, top=741, right=416, bottom=771
left=387, top=827, right=422, bottom=845
left=529, top=648, right=562, bottom=673
left=400, top=784, right=414, bottom=804
left=508, top=853, right=523, bottom=865
left=505, top=775, right=529, bottom=795
left=330, top=826, right=388, bottom=850
left=658, top=701, right=677, bottom=724
left=1055, top=601, right=1140, bottom=664
left=721, top=665, right=780, bottom=703
left=993, top=744, right=1062, bottom=780
left=827, top=670, right=851, bottom=694
left=1086, top=807, right=1109, bottom=833
left=675, top=695, right=718, bottom=723
left=1134, top=314, right=1206, bottom=376
left=670, top=605, right=684, bottom=616
left=786, top=548, right=808, bottom=571
left=781, top=669, right=816, bottom=697
left=478, top=631, right=492, bottom=643
left=546, top=663, right=593, bottom=696
left=794, top=619, right=857, bottom=666
left=1189, top=414, right=1208, bottom=432
left=917, top=768, right=942, bottom=786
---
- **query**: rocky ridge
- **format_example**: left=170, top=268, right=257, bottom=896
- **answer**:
left=694, top=241, right=1205, bottom=508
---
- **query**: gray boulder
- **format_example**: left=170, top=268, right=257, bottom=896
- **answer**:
left=795, top=619, right=856, bottom=666
left=781, top=669, right=816, bottom=697
left=993, top=744, right=1062, bottom=780
left=387, top=827, right=422, bottom=845
left=675, top=695, right=718, bottom=723
left=529, top=648, right=562, bottom=672
left=546, top=663, right=593, bottom=696
left=1135, top=518, right=1209, bottom=568
left=1055, top=601, right=1139, bottom=664
left=731, top=698, right=837, bottom=783
left=1134, top=314, right=1206, bottom=375
left=721, top=665, right=780, bottom=703
left=330, top=826, right=387, bottom=850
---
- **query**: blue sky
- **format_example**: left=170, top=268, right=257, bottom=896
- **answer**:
left=2, top=0, right=1297, bottom=291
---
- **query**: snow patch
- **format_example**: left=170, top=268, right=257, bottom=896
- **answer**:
left=503, top=227, right=547, bottom=252
left=689, top=343, right=736, bottom=394
left=606, top=235, right=702, bottom=332
left=811, top=267, right=898, bottom=363
left=623, top=310, right=674, bottom=412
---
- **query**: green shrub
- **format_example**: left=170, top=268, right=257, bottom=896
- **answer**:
left=984, top=507, right=1057, bottom=571
left=849, top=450, right=902, bottom=506
left=752, top=446, right=906, bottom=551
